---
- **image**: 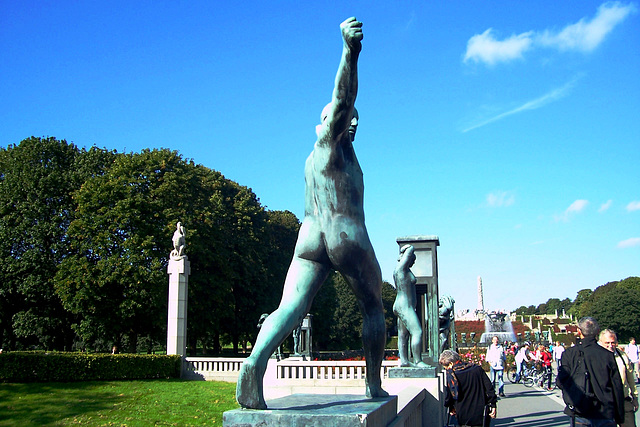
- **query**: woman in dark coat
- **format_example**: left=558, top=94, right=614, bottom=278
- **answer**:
left=440, top=350, right=497, bottom=427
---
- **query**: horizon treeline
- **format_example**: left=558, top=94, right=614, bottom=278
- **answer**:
left=514, top=276, right=640, bottom=342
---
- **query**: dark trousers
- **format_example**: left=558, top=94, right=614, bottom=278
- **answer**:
left=620, top=398, right=637, bottom=427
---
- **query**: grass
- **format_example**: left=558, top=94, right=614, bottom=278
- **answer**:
left=0, top=379, right=239, bottom=426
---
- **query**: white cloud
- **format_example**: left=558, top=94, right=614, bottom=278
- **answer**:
left=626, top=201, right=640, bottom=211
left=464, top=29, right=533, bottom=65
left=486, top=190, right=515, bottom=207
left=555, top=199, right=589, bottom=221
left=463, top=78, right=578, bottom=132
left=567, top=199, right=589, bottom=213
left=540, top=2, right=637, bottom=52
left=617, top=237, right=640, bottom=248
left=598, top=199, right=613, bottom=212
left=464, top=2, right=637, bottom=66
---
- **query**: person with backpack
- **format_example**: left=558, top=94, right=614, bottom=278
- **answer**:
left=440, top=349, right=497, bottom=427
left=599, top=329, right=638, bottom=427
left=557, top=317, right=624, bottom=427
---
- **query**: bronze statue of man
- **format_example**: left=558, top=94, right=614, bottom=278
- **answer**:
left=236, top=17, right=388, bottom=409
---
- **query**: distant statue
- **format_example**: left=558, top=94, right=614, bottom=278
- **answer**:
left=393, top=245, right=428, bottom=368
left=236, top=17, right=388, bottom=409
left=170, top=222, right=186, bottom=260
left=293, top=320, right=302, bottom=355
left=439, top=295, right=455, bottom=353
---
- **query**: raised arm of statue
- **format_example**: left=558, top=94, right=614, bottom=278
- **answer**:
left=318, top=17, right=362, bottom=145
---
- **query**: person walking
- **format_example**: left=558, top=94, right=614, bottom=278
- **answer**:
left=599, top=329, right=638, bottom=427
left=626, top=338, right=639, bottom=384
left=554, top=341, right=565, bottom=371
left=557, top=317, right=624, bottom=427
left=486, top=335, right=506, bottom=397
left=440, top=350, right=497, bottom=427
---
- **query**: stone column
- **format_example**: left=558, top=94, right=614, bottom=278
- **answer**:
left=167, top=256, right=190, bottom=356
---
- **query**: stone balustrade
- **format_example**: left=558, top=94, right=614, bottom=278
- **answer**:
left=183, top=356, right=397, bottom=382
left=276, top=359, right=397, bottom=380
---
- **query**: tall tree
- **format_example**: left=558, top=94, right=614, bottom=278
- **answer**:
left=579, top=277, right=640, bottom=342
left=0, top=137, right=114, bottom=350
left=55, top=149, right=216, bottom=352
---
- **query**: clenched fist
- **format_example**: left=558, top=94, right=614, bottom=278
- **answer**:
left=341, top=17, right=363, bottom=52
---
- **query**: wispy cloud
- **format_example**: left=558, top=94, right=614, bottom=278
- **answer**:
left=599, top=199, right=613, bottom=212
left=539, top=2, right=638, bottom=52
left=463, top=78, right=578, bottom=132
left=555, top=199, right=589, bottom=222
left=464, top=2, right=637, bottom=66
left=626, top=201, right=640, bottom=211
left=486, top=190, right=515, bottom=207
left=617, top=237, right=640, bottom=248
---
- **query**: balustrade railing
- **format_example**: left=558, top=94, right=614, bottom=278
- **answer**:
left=183, top=357, right=397, bottom=381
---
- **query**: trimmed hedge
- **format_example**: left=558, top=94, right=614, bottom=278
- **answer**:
left=0, top=352, right=183, bottom=382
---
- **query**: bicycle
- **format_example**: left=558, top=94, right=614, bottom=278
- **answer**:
left=508, top=362, right=536, bottom=384
left=523, top=366, right=556, bottom=390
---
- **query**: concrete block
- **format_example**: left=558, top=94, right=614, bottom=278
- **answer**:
left=223, top=394, right=397, bottom=427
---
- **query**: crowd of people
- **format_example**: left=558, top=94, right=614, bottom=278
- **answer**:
left=440, top=317, right=639, bottom=427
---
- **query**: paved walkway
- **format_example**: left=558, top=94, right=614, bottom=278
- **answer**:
left=487, top=380, right=640, bottom=426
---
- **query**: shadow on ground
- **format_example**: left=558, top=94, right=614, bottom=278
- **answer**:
left=493, top=410, right=567, bottom=426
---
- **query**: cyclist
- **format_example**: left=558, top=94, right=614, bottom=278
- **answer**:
left=515, top=342, right=531, bottom=382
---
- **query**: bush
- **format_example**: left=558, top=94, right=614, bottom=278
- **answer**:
left=0, top=352, right=182, bottom=382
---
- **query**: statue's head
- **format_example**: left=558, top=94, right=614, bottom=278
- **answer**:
left=316, top=103, right=359, bottom=141
left=439, top=295, right=455, bottom=316
left=398, top=244, right=416, bottom=265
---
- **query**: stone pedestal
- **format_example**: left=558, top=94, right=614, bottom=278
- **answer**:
left=387, top=366, right=436, bottom=378
left=167, top=257, right=190, bottom=357
left=223, top=394, right=397, bottom=427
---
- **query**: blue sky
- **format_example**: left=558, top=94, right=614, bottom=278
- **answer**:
left=2, top=1, right=638, bottom=312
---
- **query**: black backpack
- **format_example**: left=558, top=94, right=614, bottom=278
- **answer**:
left=559, top=344, right=600, bottom=416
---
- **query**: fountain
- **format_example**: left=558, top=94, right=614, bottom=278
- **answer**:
left=479, top=312, right=516, bottom=344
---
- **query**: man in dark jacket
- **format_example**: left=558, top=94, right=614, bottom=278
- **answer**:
left=557, top=317, right=624, bottom=426
left=440, top=350, right=497, bottom=426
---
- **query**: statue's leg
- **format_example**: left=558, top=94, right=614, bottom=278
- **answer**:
left=341, top=253, right=388, bottom=398
left=397, top=319, right=410, bottom=367
left=236, top=256, right=330, bottom=409
left=403, top=312, right=427, bottom=367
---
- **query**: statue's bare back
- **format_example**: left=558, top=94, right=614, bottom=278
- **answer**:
left=297, top=136, right=374, bottom=270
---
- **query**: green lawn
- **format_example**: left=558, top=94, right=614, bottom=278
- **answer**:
left=0, top=379, right=239, bottom=426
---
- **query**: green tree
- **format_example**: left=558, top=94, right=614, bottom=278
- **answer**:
left=569, top=288, right=593, bottom=317
left=579, top=277, right=640, bottom=342
left=55, top=149, right=220, bottom=352
left=0, top=137, right=114, bottom=350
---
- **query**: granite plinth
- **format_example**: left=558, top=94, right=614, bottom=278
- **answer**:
left=223, top=394, right=397, bottom=427
left=387, top=366, right=437, bottom=378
